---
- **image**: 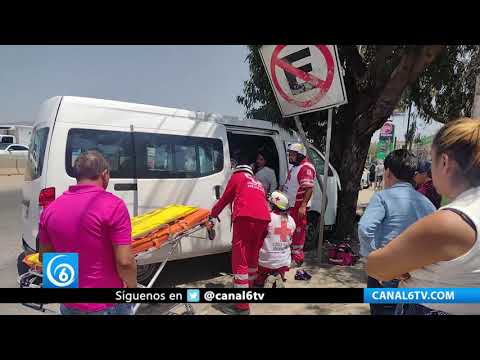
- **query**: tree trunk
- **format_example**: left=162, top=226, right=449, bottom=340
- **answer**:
left=333, top=130, right=372, bottom=243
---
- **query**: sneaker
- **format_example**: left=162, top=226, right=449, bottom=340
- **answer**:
left=274, top=274, right=285, bottom=288
left=295, top=269, right=312, bottom=281
left=264, top=275, right=277, bottom=288
left=213, top=303, right=250, bottom=315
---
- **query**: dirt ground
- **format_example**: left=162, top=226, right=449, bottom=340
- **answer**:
left=0, top=175, right=372, bottom=315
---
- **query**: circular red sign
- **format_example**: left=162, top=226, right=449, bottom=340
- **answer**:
left=270, top=45, right=335, bottom=108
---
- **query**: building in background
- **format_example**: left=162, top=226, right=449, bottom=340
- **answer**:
left=375, top=121, right=395, bottom=161
left=0, top=125, right=33, bottom=146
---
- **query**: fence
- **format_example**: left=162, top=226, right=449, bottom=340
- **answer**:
left=0, top=156, right=26, bottom=175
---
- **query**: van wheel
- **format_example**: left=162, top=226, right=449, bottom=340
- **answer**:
left=137, top=263, right=160, bottom=286
left=305, top=211, right=320, bottom=252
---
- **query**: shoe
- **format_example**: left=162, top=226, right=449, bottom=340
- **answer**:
left=264, top=275, right=277, bottom=288
left=295, top=269, right=312, bottom=281
left=274, top=274, right=285, bottom=288
left=213, top=303, right=250, bottom=315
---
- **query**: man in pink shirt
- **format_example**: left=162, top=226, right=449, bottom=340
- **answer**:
left=39, top=150, right=137, bottom=315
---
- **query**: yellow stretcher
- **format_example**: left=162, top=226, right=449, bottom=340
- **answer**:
left=18, top=204, right=216, bottom=315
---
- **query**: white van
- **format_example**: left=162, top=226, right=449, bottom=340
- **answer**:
left=20, top=96, right=341, bottom=282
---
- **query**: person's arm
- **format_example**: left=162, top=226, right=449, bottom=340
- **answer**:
left=211, top=175, right=238, bottom=218
left=357, top=193, right=385, bottom=257
left=113, top=245, right=137, bottom=288
left=109, top=201, right=137, bottom=288
left=38, top=211, right=54, bottom=262
left=298, top=166, right=315, bottom=218
left=366, top=210, right=476, bottom=282
left=289, top=217, right=296, bottom=246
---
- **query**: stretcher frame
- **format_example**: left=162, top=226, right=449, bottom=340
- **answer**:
left=17, top=218, right=215, bottom=316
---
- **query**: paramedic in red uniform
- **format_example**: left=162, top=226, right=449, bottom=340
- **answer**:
left=281, top=143, right=316, bottom=267
left=210, top=152, right=270, bottom=315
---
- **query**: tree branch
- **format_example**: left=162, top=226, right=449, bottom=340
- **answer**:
left=356, top=45, right=445, bottom=137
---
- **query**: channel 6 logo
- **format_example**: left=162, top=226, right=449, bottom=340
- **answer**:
left=43, top=253, right=78, bottom=288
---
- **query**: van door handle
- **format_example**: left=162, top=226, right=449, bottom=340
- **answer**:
left=214, top=185, right=221, bottom=199
left=114, top=183, right=137, bottom=191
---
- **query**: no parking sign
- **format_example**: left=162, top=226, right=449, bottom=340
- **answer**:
left=260, top=45, right=347, bottom=117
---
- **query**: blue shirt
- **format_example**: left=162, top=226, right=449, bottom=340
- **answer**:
left=358, top=182, right=436, bottom=257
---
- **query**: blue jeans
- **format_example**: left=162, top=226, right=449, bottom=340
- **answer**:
left=60, top=303, right=133, bottom=315
left=367, top=276, right=399, bottom=315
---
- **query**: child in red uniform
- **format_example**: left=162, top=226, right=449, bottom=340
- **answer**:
left=255, top=191, right=296, bottom=288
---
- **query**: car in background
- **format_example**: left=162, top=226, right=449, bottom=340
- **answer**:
left=0, top=143, right=29, bottom=158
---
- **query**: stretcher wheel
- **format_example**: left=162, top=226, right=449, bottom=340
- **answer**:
left=17, top=251, right=29, bottom=277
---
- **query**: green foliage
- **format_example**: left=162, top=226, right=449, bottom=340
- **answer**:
left=404, top=45, right=480, bottom=123
left=236, top=45, right=281, bottom=122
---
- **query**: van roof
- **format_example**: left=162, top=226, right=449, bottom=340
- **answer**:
left=60, top=96, right=279, bottom=131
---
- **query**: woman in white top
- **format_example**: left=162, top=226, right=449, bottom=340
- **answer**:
left=367, top=118, right=480, bottom=315
left=252, top=151, right=277, bottom=195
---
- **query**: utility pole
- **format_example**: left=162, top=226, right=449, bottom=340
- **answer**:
left=405, top=101, right=412, bottom=149
left=473, top=74, right=480, bottom=118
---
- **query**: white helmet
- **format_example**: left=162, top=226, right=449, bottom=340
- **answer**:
left=269, top=191, right=289, bottom=211
left=288, top=143, right=307, bottom=157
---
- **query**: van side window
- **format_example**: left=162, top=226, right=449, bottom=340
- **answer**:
left=66, top=129, right=134, bottom=179
left=146, top=144, right=173, bottom=172
left=135, top=132, right=223, bottom=179
left=198, top=142, right=223, bottom=176
left=26, top=127, right=49, bottom=181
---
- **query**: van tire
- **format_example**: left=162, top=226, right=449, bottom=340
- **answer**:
left=137, top=263, right=160, bottom=286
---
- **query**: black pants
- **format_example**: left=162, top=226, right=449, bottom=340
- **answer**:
left=395, top=303, right=449, bottom=315
left=367, top=276, right=399, bottom=315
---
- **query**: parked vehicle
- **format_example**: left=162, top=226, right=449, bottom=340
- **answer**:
left=0, top=143, right=29, bottom=157
left=20, top=96, right=342, bottom=282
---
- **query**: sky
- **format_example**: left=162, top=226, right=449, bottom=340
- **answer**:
left=0, top=45, right=442, bottom=142
left=0, top=45, right=251, bottom=124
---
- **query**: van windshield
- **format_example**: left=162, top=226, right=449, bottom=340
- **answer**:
left=25, top=127, right=50, bottom=181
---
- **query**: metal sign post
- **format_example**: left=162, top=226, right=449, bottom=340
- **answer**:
left=259, top=45, right=347, bottom=261
left=316, top=108, right=333, bottom=259
left=293, top=114, right=326, bottom=231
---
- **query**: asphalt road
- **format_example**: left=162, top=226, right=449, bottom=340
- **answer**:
left=0, top=175, right=41, bottom=314
left=0, top=175, right=232, bottom=315
left=0, top=175, right=369, bottom=315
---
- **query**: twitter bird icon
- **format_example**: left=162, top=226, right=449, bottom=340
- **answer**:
left=187, top=289, right=200, bottom=302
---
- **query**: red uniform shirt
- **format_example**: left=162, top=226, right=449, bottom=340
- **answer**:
left=284, top=158, right=316, bottom=209
left=211, top=170, right=270, bottom=222
left=417, top=179, right=442, bottom=209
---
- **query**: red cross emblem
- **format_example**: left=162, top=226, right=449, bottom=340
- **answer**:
left=274, top=219, right=292, bottom=242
